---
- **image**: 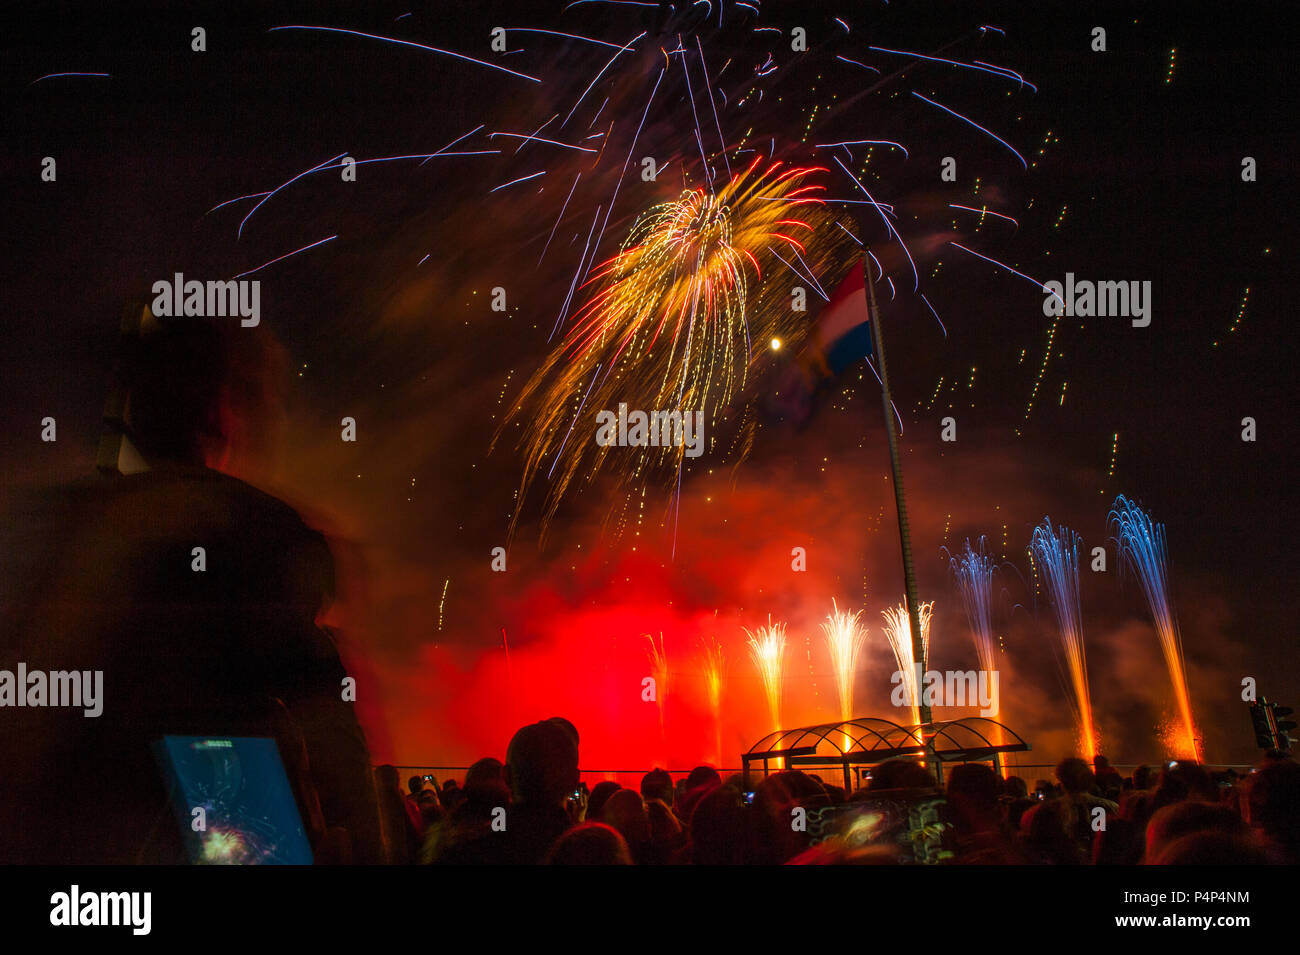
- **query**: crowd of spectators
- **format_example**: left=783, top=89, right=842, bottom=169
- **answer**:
left=371, top=719, right=1300, bottom=865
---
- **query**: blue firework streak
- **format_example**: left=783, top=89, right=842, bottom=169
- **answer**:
left=1029, top=519, right=1097, bottom=761
left=948, top=537, right=997, bottom=674
left=1108, top=496, right=1200, bottom=760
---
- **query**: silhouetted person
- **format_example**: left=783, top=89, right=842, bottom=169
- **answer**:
left=1144, top=800, right=1248, bottom=863
left=376, top=764, right=422, bottom=864
left=1151, top=760, right=1217, bottom=813
left=545, top=822, right=631, bottom=865
left=1054, top=757, right=1118, bottom=849
left=585, top=781, right=623, bottom=823
left=644, top=797, right=685, bottom=864
left=431, top=720, right=578, bottom=864
left=866, top=759, right=935, bottom=791
left=422, top=759, right=510, bottom=865
left=1093, top=755, right=1124, bottom=797
left=1245, top=758, right=1300, bottom=863
left=640, top=767, right=674, bottom=805
left=1149, top=831, right=1270, bottom=865
left=947, top=764, right=1020, bottom=863
left=689, top=786, right=749, bottom=865
left=0, top=313, right=382, bottom=863
left=676, top=765, right=722, bottom=825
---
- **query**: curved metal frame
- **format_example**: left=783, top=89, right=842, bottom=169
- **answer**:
left=741, top=716, right=1030, bottom=789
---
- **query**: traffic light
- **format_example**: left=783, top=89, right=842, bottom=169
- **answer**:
left=1273, top=705, right=1297, bottom=752
left=1249, top=702, right=1275, bottom=748
left=1248, top=699, right=1297, bottom=752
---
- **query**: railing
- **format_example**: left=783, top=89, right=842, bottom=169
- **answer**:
left=392, top=766, right=746, bottom=790
left=391, top=761, right=1257, bottom=791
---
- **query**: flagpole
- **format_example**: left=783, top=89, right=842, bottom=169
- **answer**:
left=862, top=251, right=932, bottom=728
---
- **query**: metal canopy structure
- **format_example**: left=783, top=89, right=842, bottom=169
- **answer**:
left=741, top=716, right=1030, bottom=790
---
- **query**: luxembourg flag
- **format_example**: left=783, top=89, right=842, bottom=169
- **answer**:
left=805, top=259, right=873, bottom=376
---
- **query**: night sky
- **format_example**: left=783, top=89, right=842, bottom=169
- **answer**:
left=1, top=0, right=1293, bottom=772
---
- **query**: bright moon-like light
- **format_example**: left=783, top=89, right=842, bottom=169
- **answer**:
left=770, top=337, right=782, bottom=351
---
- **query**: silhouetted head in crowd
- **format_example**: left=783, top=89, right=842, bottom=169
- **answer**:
left=640, top=768, right=674, bottom=804
left=505, top=720, right=580, bottom=808
left=586, top=781, right=622, bottom=821
left=375, top=764, right=401, bottom=793
left=1149, top=831, right=1270, bottom=865
left=1146, top=801, right=1248, bottom=862
left=123, top=314, right=287, bottom=474
left=1151, top=760, right=1217, bottom=811
left=947, top=763, right=1002, bottom=833
left=690, top=785, right=748, bottom=865
left=545, top=823, right=631, bottom=865
left=1019, top=801, right=1084, bottom=865
left=1245, top=758, right=1300, bottom=863
left=602, top=788, right=650, bottom=853
left=464, top=757, right=503, bottom=794
left=1118, top=789, right=1152, bottom=825
left=1055, top=758, right=1095, bottom=795
left=416, top=790, right=443, bottom=827
left=1132, top=764, right=1154, bottom=789
left=1003, top=775, right=1029, bottom=799
left=546, top=717, right=579, bottom=748
left=408, top=776, right=425, bottom=796
left=645, top=798, right=683, bottom=862
left=685, top=765, right=722, bottom=794
left=866, top=759, right=935, bottom=791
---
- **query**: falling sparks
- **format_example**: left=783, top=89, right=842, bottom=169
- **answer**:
left=950, top=539, right=998, bottom=676
left=822, top=601, right=868, bottom=750
left=645, top=632, right=669, bottom=745
left=1030, top=520, right=1098, bottom=761
left=702, top=635, right=726, bottom=762
left=1214, top=287, right=1249, bottom=346
left=881, top=601, right=932, bottom=728
left=746, top=619, right=787, bottom=744
left=500, top=157, right=848, bottom=536
left=1110, top=496, right=1201, bottom=762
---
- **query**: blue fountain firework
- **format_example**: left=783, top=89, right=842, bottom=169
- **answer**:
left=949, top=537, right=998, bottom=674
left=1029, top=519, right=1097, bottom=761
left=1108, top=495, right=1199, bottom=760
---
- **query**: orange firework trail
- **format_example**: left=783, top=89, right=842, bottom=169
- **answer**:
left=882, top=601, right=933, bottom=731
left=1029, top=520, right=1099, bottom=762
left=500, top=157, right=849, bottom=536
left=950, top=538, right=1007, bottom=769
left=822, top=601, right=868, bottom=751
left=645, top=631, right=669, bottom=743
left=1110, top=496, right=1201, bottom=762
left=746, top=619, right=787, bottom=761
left=701, top=635, right=726, bottom=765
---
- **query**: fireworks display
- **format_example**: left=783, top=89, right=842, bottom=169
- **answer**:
left=821, top=600, right=868, bottom=750
left=1110, top=496, right=1201, bottom=762
left=503, top=157, right=849, bottom=536
left=746, top=619, right=788, bottom=741
left=949, top=538, right=998, bottom=678
left=7, top=2, right=1286, bottom=838
left=1029, top=519, right=1098, bottom=762
left=645, top=631, right=670, bottom=752
left=701, top=635, right=726, bottom=765
left=949, top=536, right=1005, bottom=764
left=882, top=601, right=933, bottom=729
